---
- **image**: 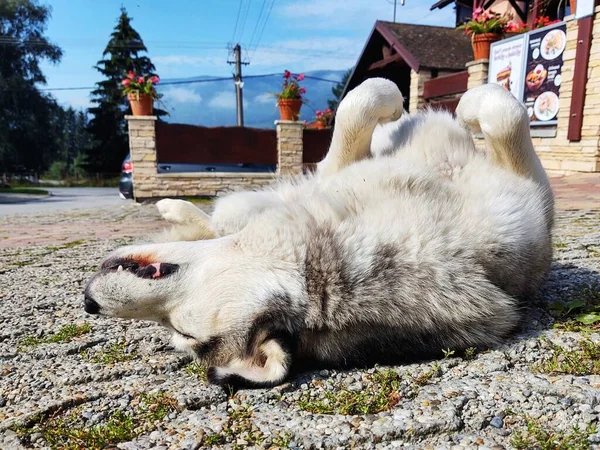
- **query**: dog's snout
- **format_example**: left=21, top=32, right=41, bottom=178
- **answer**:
left=84, top=293, right=100, bottom=314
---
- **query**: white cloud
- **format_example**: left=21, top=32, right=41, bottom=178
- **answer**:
left=208, top=91, right=238, bottom=109
left=161, top=86, right=202, bottom=104
left=276, top=0, right=454, bottom=30
left=254, top=92, right=275, bottom=104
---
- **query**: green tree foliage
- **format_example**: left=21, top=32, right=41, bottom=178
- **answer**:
left=327, top=68, right=352, bottom=111
left=87, top=7, right=166, bottom=174
left=0, top=0, right=63, bottom=174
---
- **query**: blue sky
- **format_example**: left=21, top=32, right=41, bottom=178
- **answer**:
left=40, top=0, right=455, bottom=109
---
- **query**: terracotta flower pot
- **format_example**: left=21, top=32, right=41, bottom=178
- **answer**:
left=128, top=93, right=154, bottom=116
left=278, top=98, right=302, bottom=121
left=315, top=120, right=327, bottom=129
left=472, top=33, right=502, bottom=60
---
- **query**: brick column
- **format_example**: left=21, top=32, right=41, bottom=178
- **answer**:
left=275, top=120, right=304, bottom=176
left=466, top=59, right=489, bottom=90
left=409, top=69, right=433, bottom=113
left=126, top=115, right=157, bottom=201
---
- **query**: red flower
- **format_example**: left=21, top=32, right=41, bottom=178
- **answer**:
left=297, top=73, right=305, bottom=81
left=127, top=70, right=135, bottom=79
left=283, top=70, right=291, bottom=79
left=290, top=84, right=297, bottom=90
left=122, top=78, right=131, bottom=86
left=138, top=77, right=144, bottom=83
left=151, top=76, right=160, bottom=84
left=299, top=87, right=306, bottom=94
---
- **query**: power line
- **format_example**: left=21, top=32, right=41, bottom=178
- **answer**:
left=29, top=73, right=340, bottom=92
left=247, top=0, right=268, bottom=52
left=231, top=0, right=244, bottom=43
left=249, top=0, right=276, bottom=61
left=237, top=0, right=253, bottom=43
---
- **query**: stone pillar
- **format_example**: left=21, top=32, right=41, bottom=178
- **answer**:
left=275, top=120, right=304, bottom=176
left=126, top=115, right=157, bottom=201
left=409, top=69, right=433, bottom=113
left=466, top=59, right=489, bottom=90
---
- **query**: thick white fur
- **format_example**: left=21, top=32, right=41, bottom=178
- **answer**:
left=87, top=79, right=554, bottom=388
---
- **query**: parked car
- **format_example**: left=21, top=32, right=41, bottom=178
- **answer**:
left=119, top=154, right=277, bottom=199
left=119, top=153, right=133, bottom=200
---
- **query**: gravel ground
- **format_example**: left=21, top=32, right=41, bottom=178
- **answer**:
left=1, top=204, right=600, bottom=449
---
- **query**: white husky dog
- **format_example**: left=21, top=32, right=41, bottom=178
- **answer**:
left=84, top=79, right=554, bottom=389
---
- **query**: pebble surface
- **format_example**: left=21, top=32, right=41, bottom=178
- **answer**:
left=1, top=204, right=599, bottom=449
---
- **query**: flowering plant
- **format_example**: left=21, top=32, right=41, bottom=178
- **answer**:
left=458, top=8, right=511, bottom=36
left=534, top=15, right=562, bottom=29
left=277, top=70, right=306, bottom=100
left=122, top=71, right=161, bottom=99
left=505, top=20, right=529, bottom=34
left=315, top=108, right=332, bottom=125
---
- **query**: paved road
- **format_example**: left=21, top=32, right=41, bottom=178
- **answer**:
left=0, top=187, right=130, bottom=216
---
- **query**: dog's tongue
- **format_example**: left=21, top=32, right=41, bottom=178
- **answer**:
left=135, top=262, right=179, bottom=279
left=149, top=263, right=162, bottom=278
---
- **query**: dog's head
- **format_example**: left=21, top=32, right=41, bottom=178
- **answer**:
left=84, top=233, right=304, bottom=388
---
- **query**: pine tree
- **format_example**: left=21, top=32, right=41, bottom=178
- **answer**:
left=0, top=0, right=63, bottom=174
left=327, top=68, right=353, bottom=111
left=87, top=7, right=165, bottom=174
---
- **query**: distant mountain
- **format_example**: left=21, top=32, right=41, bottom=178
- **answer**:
left=157, top=70, right=347, bottom=129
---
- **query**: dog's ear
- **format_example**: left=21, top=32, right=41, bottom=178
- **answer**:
left=207, top=334, right=293, bottom=390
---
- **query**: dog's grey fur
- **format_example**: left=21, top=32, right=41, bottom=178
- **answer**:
left=84, top=79, right=554, bottom=389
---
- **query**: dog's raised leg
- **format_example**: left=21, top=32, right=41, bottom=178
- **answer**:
left=456, top=84, right=554, bottom=226
left=317, top=78, right=404, bottom=176
left=156, top=199, right=215, bottom=241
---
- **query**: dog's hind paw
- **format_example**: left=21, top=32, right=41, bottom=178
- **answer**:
left=207, top=366, right=286, bottom=390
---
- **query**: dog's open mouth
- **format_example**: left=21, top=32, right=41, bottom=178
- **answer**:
left=101, top=257, right=179, bottom=280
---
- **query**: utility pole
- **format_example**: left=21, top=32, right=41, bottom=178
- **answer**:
left=227, top=44, right=249, bottom=127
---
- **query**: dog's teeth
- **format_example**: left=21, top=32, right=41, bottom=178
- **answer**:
left=117, top=265, right=124, bottom=272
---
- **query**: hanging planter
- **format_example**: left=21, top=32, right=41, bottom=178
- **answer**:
left=472, top=32, right=502, bottom=60
left=128, top=93, right=154, bottom=116
left=278, top=98, right=303, bottom=121
left=122, top=71, right=161, bottom=116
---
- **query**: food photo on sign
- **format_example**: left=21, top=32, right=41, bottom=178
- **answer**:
left=522, top=23, right=567, bottom=125
left=488, top=34, right=527, bottom=100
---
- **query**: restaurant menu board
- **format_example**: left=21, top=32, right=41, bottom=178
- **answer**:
left=522, top=23, right=567, bottom=126
left=488, top=35, right=526, bottom=100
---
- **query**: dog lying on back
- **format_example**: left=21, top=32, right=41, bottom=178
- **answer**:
left=84, top=79, right=554, bottom=389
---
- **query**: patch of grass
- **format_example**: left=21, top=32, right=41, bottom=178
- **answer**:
left=202, top=403, right=270, bottom=450
left=83, top=341, right=135, bottom=364
left=510, top=417, right=596, bottom=450
left=183, top=362, right=207, bottom=380
left=463, top=347, right=478, bottom=361
left=0, top=187, right=49, bottom=195
left=534, top=338, right=600, bottom=376
left=298, top=368, right=402, bottom=415
left=12, top=392, right=178, bottom=450
left=46, top=239, right=85, bottom=251
left=178, top=197, right=213, bottom=204
left=549, top=284, right=600, bottom=331
left=18, top=323, right=91, bottom=351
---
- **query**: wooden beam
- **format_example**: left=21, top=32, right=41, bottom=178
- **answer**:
left=423, top=71, right=469, bottom=100
left=375, top=22, right=420, bottom=72
left=568, top=16, right=594, bottom=142
left=368, top=53, right=404, bottom=71
left=507, top=0, right=527, bottom=21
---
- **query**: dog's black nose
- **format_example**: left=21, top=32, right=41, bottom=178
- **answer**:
left=84, top=294, right=100, bottom=314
